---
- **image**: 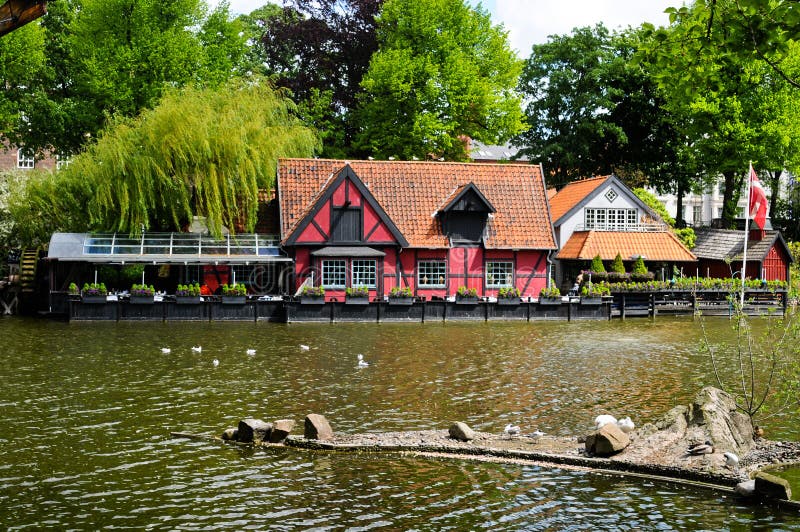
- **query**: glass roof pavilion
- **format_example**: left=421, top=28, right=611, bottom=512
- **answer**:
left=47, top=233, right=291, bottom=264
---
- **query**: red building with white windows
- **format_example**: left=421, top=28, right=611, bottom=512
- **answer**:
left=277, top=159, right=557, bottom=301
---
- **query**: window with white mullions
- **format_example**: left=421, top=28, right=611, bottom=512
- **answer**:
left=486, top=261, right=514, bottom=288
left=351, top=259, right=376, bottom=288
left=321, top=259, right=346, bottom=288
left=17, top=148, right=34, bottom=169
left=418, top=260, right=446, bottom=288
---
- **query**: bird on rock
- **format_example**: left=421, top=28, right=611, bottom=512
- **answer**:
left=529, top=429, right=545, bottom=442
left=724, top=451, right=739, bottom=469
left=687, top=440, right=714, bottom=455
left=594, top=414, right=617, bottom=430
left=616, top=417, right=635, bottom=434
left=160, top=348, right=171, bottom=354
left=357, top=354, right=369, bottom=367
left=504, top=424, right=521, bottom=438
left=191, top=346, right=202, bottom=353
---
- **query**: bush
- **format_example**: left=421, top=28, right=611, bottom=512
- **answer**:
left=590, top=255, right=606, bottom=273
left=632, top=256, right=648, bottom=275
left=611, top=253, right=625, bottom=274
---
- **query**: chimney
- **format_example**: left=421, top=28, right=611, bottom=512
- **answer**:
left=749, top=228, right=765, bottom=241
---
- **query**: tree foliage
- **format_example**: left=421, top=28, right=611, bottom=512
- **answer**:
left=355, top=0, right=524, bottom=160
left=9, top=80, right=319, bottom=243
left=590, top=255, right=606, bottom=273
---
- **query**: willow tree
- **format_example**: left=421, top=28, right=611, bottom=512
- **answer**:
left=27, top=79, right=319, bottom=239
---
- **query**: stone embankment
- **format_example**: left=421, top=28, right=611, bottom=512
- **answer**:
left=173, top=387, right=800, bottom=507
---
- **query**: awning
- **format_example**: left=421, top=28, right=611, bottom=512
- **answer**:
left=310, top=246, right=386, bottom=258
left=47, top=232, right=293, bottom=264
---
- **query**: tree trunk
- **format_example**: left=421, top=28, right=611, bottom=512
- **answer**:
left=721, top=170, right=740, bottom=229
left=675, top=180, right=685, bottom=228
left=768, top=170, right=782, bottom=218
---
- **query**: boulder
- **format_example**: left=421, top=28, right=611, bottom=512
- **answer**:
left=269, top=419, right=295, bottom=443
left=689, top=387, right=754, bottom=455
left=734, top=479, right=756, bottom=498
left=586, top=423, right=630, bottom=457
left=304, top=414, right=334, bottom=441
left=448, top=422, right=475, bottom=442
left=754, top=472, right=792, bottom=501
left=237, top=419, right=272, bottom=443
left=221, top=428, right=238, bottom=441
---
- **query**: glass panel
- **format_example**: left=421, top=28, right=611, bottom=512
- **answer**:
left=322, top=260, right=346, bottom=288
left=351, top=260, right=376, bottom=288
left=418, top=261, right=446, bottom=288
left=486, top=261, right=513, bottom=288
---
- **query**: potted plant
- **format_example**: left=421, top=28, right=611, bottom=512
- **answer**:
left=81, top=282, right=108, bottom=304
left=496, top=286, right=521, bottom=305
left=455, top=285, right=479, bottom=304
left=175, top=283, right=202, bottom=304
left=538, top=285, right=562, bottom=305
left=580, top=281, right=610, bottom=305
left=221, top=282, right=247, bottom=304
left=130, top=283, right=155, bottom=304
left=388, top=286, right=414, bottom=305
left=345, top=285, right=371, bottom=305
left=68, top=282, right=80, bottom=300
left=300, top=285, right=325, bottom=304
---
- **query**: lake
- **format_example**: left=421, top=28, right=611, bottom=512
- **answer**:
left=2, top=316, right=798, bottom=529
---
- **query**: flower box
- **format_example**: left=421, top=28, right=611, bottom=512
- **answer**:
left=496, top=298, right=521, bottom=306
left=538, top=297, right=562, bottom=305
left=455, top=297, right=480, bottom=305
left=130, top=295, right=155, bottom=305
left=387, top=297, right=414, bottom=306
left=345, top=296, right=370, bottom=306
left=81, top=295, right=108, bottom=304
left=580, top=297, right=602, bottom=305
left=300, top=296, right=325, bottom=305
left=176, top=296, right=203, bottom=305
left=222, top=295, right=247, bottom=305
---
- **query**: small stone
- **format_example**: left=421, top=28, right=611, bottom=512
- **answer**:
left=304, top=414, right=334, bottom=441
left=448, top=422, right=475, bottom=442
left=269, top=419, right=295, bottom=443
left=237, top=419, right=272, bottom=443
left=221, top=428, right=238, bottom=441
left=755, top=472, right=792, bottom=501
left=734, top=480, right=756, bottom=498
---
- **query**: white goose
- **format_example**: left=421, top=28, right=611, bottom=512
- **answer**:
left=191, top=346, right=202, bottom=353
left=616, top=417, right=635, bottom=434
left=246, top=349, right=256, bottom=356
left=357, top=354, right=369, bottom=367
left=594, top=414, right=617, bottom=430
left=724, top=451, right=739, bottom=469
left=212, top=358, right=220, bottom=367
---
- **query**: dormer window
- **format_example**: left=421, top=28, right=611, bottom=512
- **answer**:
left=438, top=182, right=495, bottom=245
left=331, top=206, right=362, bottom=242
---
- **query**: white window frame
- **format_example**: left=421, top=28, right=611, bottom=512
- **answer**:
left=16, top=149, right=34, bottom=169
left=486, top=261, right=514, bottom=288
left=351, top=259, right=376, bottom=288
left=56, top=154, right=72, bottom=170
left=417, top=260, right=447, bottom=288
left=321, top=259, right=347, bottom=288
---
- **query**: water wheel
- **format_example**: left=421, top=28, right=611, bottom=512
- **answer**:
left=19, top=247, right=40, bottom=294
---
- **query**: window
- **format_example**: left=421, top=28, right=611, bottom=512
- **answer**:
left=351, top=260, right=376, bottom=288
left=627, top=209, right=638, bottom=226
left=56, top=154, right=72, bottom=170
left=321, top=259, right=346, bottom=288
left=331, top=207, right=362, bottom=242
left=584, top=208, right=637, bottom=230
left=418, top=260, right=446, bottom=288
left=604, top=188, right=618, bottom=203
left=486, top=261, right=514, bottom=288
left=692, top=205, right=702, bottom=224
left=16, top=149, right=34, bottom=169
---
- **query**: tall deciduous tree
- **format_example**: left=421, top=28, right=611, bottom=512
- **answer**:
left=10, top=80, right=320, bottom=244
left=255, top=0, right=383, bottom=157
left=0, top=21, right=45, bottom=144
left=355, top=0, right=524, bottom=160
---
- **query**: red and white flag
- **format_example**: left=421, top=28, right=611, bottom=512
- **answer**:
left=748, top=165, right=768, bottom=230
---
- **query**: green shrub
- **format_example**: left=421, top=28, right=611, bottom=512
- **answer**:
left=590, top=255, right=606, bottom=273
left=611, top=253, right=625, bottom=274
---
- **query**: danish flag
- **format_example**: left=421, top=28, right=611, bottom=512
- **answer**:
left=748, top=165, right=768, bottom=230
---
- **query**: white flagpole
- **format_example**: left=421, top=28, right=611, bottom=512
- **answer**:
left=740, top=162, right=753, bottom=307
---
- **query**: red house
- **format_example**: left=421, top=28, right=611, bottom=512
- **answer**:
left=692, top=227, right=793, bottom=282
left=277, top=159, right=557, bottom=301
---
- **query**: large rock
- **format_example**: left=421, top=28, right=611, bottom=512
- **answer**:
left=304, top=414, right=333, bottom=441
left=269, top=419, right=295, bottom=443
left=586, top=423, right=630, bottom=456
left=689, top=387, right=754, bottom=454
left=755, top=472, right=792, bottom=501
left=448, top=422, right=475, bottom=442
left=237, top=419, right=272, bottom=443
left=734, top=479, right=756, bottom=498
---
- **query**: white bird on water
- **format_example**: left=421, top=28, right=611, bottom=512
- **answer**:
left=724, top=451, right=739, bottom=469
left=504, top=424, right=521, bottom=438
left=594, top=414, right=617, bottom=430
left=191, top=346, right=202, bottom=353
left=300, top=344, right=310, bottom=351
left=246, top=349, right=256, bottom=356
left=357, top=354, right=369, bottom=367
left=212, top=358, right=220, bottom=367
left=160, top=348, right=171, bottom=354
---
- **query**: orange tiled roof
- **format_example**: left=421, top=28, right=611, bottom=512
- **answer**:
left=548, top=176, right=610, bottom=222
left=556, top=230, right=697, bottom=262
left=278, top=158, right=556, bottom=249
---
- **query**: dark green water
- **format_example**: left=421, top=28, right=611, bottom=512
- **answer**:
left=2, top=316, right=799, bottom=529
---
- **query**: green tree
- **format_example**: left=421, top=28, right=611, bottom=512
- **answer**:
left=632, top=255, right=647, bottom=275
left=0, top=21, right=46, bottom=145
left=611, top=253, right=625, bottom=274
left=590, top=255, right=606, bottom=273
left=356, top=0, right=524, bottom=160
left=9, top=79, right=319, bottom=243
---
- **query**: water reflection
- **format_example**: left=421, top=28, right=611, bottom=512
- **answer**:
left=1, top=316, right=798, bottom=529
